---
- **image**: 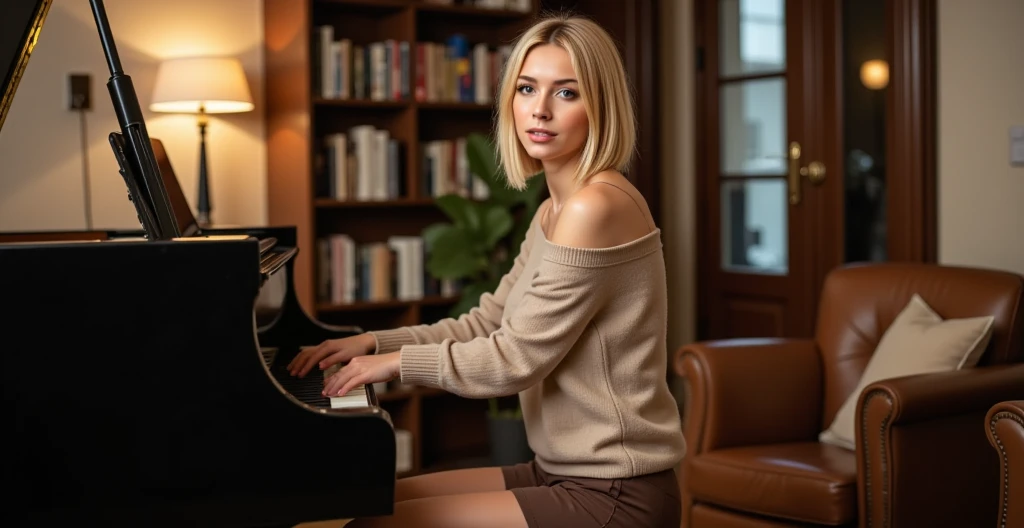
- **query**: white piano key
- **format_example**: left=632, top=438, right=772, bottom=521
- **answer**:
left=323, top=362, right=370, bottom=409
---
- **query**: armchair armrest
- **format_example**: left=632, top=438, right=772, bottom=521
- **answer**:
left=675, top=338, right=822, bottom=453
left=986, top=399, right=1024, bottom=528
left=857, top=364, right=1024, bottom=528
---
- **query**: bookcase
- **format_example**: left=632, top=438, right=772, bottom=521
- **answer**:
left=263, top=0, right=540, bottom=476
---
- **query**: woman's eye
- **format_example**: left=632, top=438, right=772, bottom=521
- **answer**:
left=556, top=89, right=578, bottom=99
left=516, top=85, right=534, bottom=94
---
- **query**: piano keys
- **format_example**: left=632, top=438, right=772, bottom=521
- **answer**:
left=265, top=347, right=373, bottom=410
left=322, top=363, right=372, bottom=410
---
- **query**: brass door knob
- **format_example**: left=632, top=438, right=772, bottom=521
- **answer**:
left=800, top=161, right=826, bottom=184
left=788, top=141, right=827, bottom=204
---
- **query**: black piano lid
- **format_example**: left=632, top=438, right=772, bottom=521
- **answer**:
left=0, top=0, right=51, bottom=133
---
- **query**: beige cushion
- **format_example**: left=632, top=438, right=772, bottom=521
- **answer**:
left=819, top=294, right=995, bottom=450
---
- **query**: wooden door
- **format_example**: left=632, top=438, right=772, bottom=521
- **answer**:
left=695, top=0, right=937, bottom=340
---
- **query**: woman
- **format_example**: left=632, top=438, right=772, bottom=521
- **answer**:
left=289, top=13, right=685, bottom=528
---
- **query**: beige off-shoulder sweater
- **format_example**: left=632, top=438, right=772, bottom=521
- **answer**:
left=370, top=208, right=685, bottom=479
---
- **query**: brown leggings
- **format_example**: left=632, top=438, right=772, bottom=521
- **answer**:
left=501, top=460, right=682, bottom=528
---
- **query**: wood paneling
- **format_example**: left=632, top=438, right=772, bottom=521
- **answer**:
left=722, top=297, right=786, bottom=338
left=887, top=0, right=938, bottom=263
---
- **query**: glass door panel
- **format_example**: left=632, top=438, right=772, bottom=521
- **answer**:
left=719, top=0, right=786, bottom=76
left=721, top=179, right=788, bottom=273
left=841, top=0, right=888, bottom=262
left=719, top=78, right=788, bottom=175
left=718, top=0, right=788, bottom=275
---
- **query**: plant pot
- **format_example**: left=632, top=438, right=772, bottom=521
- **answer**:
left=488, top=415, right=534, bottom=466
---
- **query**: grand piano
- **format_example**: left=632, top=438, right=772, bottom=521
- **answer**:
left=1, top=1, right=396, bottom=526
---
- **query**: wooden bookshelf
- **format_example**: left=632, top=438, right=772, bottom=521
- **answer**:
left=263, top=0, right=539, bottom=477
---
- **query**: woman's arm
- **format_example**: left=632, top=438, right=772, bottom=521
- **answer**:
left=371, top=200, right=549, bottom=353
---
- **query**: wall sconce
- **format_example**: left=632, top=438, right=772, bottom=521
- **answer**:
left=150, top=56, right=254, bottom=227
left=860, top=59, right=889, bottom=90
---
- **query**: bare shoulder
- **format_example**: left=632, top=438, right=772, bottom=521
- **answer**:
left=550, top=172, right=653, bottom=249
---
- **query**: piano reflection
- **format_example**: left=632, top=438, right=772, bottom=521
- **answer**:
left=0, top=1, right=396, bottom=526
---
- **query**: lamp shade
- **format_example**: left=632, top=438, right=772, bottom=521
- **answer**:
left=150, top=57, right=254, bottom=113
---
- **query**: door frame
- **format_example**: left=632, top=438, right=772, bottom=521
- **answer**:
left=693, top=0, right=938, bottom=340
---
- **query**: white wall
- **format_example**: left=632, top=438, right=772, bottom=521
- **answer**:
left=937, top=0, right=1024, bottom=275
left=0, top=0, right=266, bottom=231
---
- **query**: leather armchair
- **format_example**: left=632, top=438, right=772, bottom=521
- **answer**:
left=674, top=263, right=1024, bottom=527
left=986, top=400, right=1024, bottom=528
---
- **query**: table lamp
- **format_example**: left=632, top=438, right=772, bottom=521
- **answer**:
left=150, top=56, right=254, bottom=226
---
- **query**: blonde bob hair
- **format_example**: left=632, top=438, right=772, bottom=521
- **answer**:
left=495, top=14, right=636, bottom=190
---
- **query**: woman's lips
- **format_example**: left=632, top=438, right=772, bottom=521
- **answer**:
left=526, top=129, right=557, bottom=143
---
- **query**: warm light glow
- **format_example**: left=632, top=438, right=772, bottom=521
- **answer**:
left=860, top=59, right=889, bottom=90
left=150, top=57, right=254, bottom=114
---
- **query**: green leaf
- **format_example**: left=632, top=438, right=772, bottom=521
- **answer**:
left=466, top=133, right=522, bottom=206
left=421, top=222, right=451, bottom=249
left=507, top=179, right=546, bottom=260
left=480, top=204, right=514, bottom=248
left=449, top=293, right=478, bottom=318
left=426, top=226, right=486, bottom=279
left=435, top=194, right=477, bottom=229
left=466, top=133, right=498, bottom=183
left=449, top=279, right=499, bottom=318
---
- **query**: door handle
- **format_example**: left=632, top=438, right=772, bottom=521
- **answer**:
left=787, top=141, right=827, bottom=205
left=800, top=161, right=827, bottom=184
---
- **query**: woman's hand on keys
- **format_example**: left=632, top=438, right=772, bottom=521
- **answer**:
left=323, top=352, right=401, bottom=397
left=287, top=332, right=376, bottom=377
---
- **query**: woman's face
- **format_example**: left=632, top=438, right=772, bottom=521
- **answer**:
left=513, top=44, right=589, bottom=167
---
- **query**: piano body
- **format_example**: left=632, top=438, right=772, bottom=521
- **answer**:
left=1, top=1, right=396, bottom=526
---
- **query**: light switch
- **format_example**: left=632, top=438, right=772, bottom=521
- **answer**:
left=1011, top=125, right=1024, bottom=166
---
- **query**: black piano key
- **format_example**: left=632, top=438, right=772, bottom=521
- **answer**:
left=270, top=362, right=332, bottom=407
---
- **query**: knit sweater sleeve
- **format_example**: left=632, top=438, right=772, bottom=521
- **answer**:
left=398, top=242, right=614, bottom=398
left=369, top=214, right=541, bottom=354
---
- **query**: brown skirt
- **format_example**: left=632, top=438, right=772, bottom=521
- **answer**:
left=501, top=459, right=681, bottom=528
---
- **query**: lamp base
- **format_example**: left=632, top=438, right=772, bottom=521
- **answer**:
left=196, top=112, right=212, bottom=227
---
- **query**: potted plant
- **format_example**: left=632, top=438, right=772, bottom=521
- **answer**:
left=422, top=131, right=545, bottom=466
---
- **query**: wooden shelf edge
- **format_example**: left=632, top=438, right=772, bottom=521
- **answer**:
left=417, top=387, right=448, bottom=398
left=314, top=0, right=533, bottom=19
left=316, top=295, right=459, bottom=313
left=417, top=101, right=494, bottom=111
left=314, top=197, right=488, bottom=208
left=315, top=0, right=408, bottom=9
left=377, top=386, right=452, bottom=403
left=415, top=3, right=533, bottom=18
left=314, top=197, right=436, bottom=208
left=377, top=388, right=415, bottom=403
left=313, top=97, right=409, bottom=108
left=312, top=97, right=493, bottom=112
